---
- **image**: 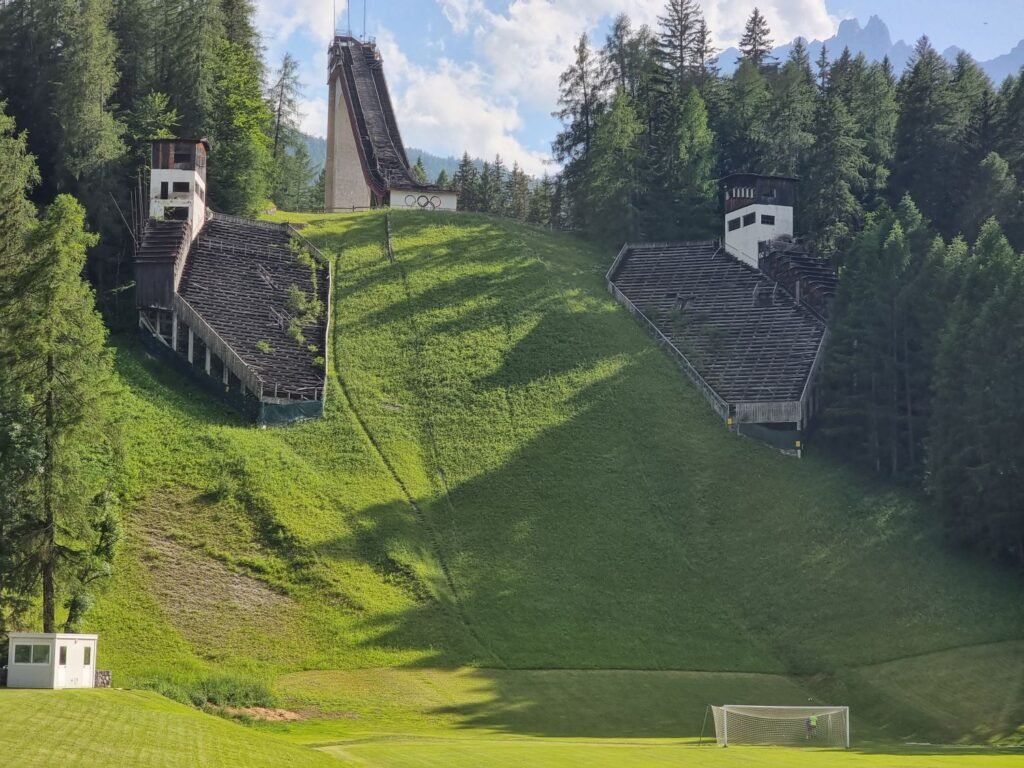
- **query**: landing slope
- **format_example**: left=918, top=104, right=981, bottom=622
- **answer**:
left=82, top=210, right=1022, bottom=746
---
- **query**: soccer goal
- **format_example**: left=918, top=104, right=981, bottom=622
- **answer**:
left=710, top=705, right=850, bottom=748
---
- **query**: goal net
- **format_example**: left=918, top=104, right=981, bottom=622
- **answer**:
left=710, top=705, right=849, bottom=748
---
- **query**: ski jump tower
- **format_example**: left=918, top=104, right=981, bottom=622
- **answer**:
left=326, top=35, right=458, bottom=212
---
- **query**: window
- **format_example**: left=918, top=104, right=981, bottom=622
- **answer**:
left=728, top=218, right=741, bottom=232
left=14, top=645, right=31, bottom=664
left=173, top=151, right=192, bottom=165
left=32, top=644, right=50, bottom=664
left=160, top=181, right=169, bottom=200
left=743, top=212, right=756, bottom=227
left=761, top=214, right=776, bottom=225
left=172, top=181, right=190, bottom=194
left=59, top=646, right=67, bottom=666
left=84, top=647, right=92, bottom=666
left=767, top=188, right=777, bottom=198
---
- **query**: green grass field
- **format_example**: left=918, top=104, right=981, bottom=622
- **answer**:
left=17, top=209, right=1017, bottom=766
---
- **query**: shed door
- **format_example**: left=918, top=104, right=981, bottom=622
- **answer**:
left=55, top=644, right=68, bottom=688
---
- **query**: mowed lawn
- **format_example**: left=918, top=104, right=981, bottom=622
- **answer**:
left=0, top=690, right=340, bottom=768
left=323, top=739, right=1023, bottom=768
left=58, top=209, right=1022, bottom=765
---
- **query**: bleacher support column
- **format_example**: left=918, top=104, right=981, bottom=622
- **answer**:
left=187, top=329, right=194, bottom=363
left=222, top=362, right=228, bottom=386
left=205, top=347, right=211, bottom=375
left=171, top=312, right=178, bottom=352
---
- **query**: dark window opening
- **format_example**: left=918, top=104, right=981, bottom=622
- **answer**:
left=59, top=646, right=67, bottom=666
left=173, top=151, right=192, bottom=165
left=84, top=647, right=92, bottom=666
left=165, top=206, right=189, bottom=221
left=728, top=218, right=741, bottom=231
left=743, top=212, right=756, bottom=227
left=160, top=181, right=169, bottom=200
left=172, top=181, right=190, bottom=194
left=761, top=214, right=776, bottom=225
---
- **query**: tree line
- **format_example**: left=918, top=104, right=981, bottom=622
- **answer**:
left=0, top=0, right=319, bottom=325
left=0, top=0, right=320, bottom=635
left=551, top=2, right=1024, bottom=565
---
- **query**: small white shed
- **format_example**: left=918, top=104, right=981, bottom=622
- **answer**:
left=5, top=633, right=98, bottom=689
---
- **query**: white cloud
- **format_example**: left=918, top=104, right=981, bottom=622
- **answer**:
left=438, top=0, right=485, bottom=33
left=378, top=30, right=551, bottom=175
left=256, top=0, right=346, bottom=52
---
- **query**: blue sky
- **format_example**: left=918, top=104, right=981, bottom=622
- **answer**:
left=254, top=1, right=1024, bottom=175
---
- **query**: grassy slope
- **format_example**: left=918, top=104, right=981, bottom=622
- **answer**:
left=0, top=690, right=340, bottom=768
left=71, top=210, right=1022, bottom=758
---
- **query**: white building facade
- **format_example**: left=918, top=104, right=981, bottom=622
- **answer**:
left=149, top=139, right=209, bottom=239
left=722, top=173, right=798, bottom=268
left=6, top=633, right=98, bottom=689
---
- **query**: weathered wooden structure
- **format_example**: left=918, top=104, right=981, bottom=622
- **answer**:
left=326, top=35, right=458, bottom=212
left=136, top=139, right=331, bottom=425
left=607, top=178, right=835, bottom=454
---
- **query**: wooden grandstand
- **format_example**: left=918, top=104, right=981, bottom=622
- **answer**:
left=607, top=240, right=830, bottom=451
left=136, top=138, right=331, bottom=425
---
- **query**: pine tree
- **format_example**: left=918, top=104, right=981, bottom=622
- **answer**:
left=412, top=156, right=428, bottom=185
left=849, top=61, right=898, bottom=206
left=528, top=174, right=555, bottom=227
left=824, top=197, right=944, bottom=475
left=487, top=154, right=508, bottom=216
left=601, top=14, right=633, bottom=95
left=206, top=39, right=272, bottom=214
left=803, top=92, right=866, bottom=259
left=930, top=219, right=1024, bottom=562
left=892, top=37, right=960, bottom=224
left=507, top=162, right=530, bottom=221
left=957, top=152, right=1023, bottom=247
left=1, top=195, right=121, bottom=632
left=453, top=152, right=480, bottom=211
left=220, top=0, right=258, bottom=50
left=268, top=52, right=302, bottom=162
left=719, top=59, right=770, bottom=173
left=477, top=161, right=494, bottom=214
left=997, top=73, right=1024, bottom=181
left=763, top=41, right=816, bottom=176
left=124, top=92, right=179, bottom=171
left=674, top=89, right=717, bottom=238
left=656, top=0, right=702, bottom=95
left=738, top=7, right=773, bottom=69
left=584, top=88, right=642, bottom=242
left=435, top=169, right=450, bottom=188
left=553, top=33, right=602, bottom=226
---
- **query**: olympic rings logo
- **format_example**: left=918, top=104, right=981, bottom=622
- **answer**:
left=403, top=194, right=444, bottom=210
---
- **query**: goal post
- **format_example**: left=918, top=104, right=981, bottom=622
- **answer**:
left=710, top=705, right=849, bottom=748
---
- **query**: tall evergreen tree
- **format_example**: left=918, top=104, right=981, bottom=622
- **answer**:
left=738, top=7, right=773, bottom=69
left=268, top=52, right=302, bottom=162
left=507, top=162, right=530, bottom=221
left=453, top=152, right=480, bottom=211
left=656, top=0, right=702, bottom=95
left=553, top=33, right=602, bottom=227
left=719, top=59, right=770, bottom=173
left=528, top=174, right=555, bottom=228
left=892, top=37, right=960, bottom=223
left=930, top=219, right=1024, bottom=563
left=1, top=195, right=121, bottom=633
left=412, top=156, right=428, bottom=185
left=763, top=41, right=816, bottom=176
left=435, top=169, right=450, bottom=188
left=803, top=91, right=866, bottom=259
left=673, top=89, right=717, bottom=238
left=206, top=39, right=272, bottom=214
left=584, top=88, right=642, bottom=242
